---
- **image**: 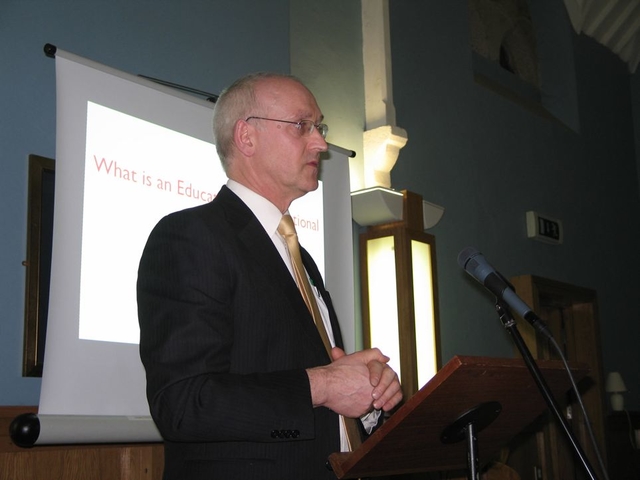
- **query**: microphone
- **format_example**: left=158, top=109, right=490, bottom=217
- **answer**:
left=457, top=247, right=552, bottom=338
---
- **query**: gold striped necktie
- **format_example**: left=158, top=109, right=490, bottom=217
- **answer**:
left=278, top=214, right=362, bottom=451
left=278, top=214, right=333, bottom=352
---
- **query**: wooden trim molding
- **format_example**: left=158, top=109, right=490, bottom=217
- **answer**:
left=0, top=407, right=164, bottom=480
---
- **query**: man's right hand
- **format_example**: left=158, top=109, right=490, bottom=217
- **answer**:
left=306, top=347, right=402, bottom=418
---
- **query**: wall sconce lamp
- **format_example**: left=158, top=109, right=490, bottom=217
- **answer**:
left=605, top=371, right=627, bottom=411
left=354, top=189, right=441, bottom=399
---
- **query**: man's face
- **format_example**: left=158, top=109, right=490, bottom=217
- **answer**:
left=248, top=78, right=328, bottom=208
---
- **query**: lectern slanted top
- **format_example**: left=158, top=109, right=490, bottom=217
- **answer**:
left=329, top=355, right=587, bottom=479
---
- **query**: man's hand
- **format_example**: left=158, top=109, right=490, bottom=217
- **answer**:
left=307, top=347, right=402, bottom=418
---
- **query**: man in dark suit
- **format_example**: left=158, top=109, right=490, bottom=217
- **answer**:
left=137, top=72, right=402, bottom=479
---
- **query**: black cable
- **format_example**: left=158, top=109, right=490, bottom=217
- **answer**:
left=548, top=336, right=610, bottom=480
left=137, top=74, right=218, bottom=103
left=42, top=43, right=219, bottom=103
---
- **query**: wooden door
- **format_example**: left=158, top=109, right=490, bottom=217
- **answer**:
left=506, top=275, right=608, bottom=480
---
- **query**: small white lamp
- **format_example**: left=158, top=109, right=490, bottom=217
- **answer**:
left=605, top=371, right=627, bottom=411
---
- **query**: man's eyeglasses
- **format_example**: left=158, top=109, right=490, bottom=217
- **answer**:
left=246, top=116, right=328, bottom=139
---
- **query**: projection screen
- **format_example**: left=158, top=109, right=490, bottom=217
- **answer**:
left=19, top=48, right=355, bottom=445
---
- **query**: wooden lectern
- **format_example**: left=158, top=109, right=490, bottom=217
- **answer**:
left=329, top=355, right=588, bottom=479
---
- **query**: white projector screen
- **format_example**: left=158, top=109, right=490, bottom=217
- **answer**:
left=35, top=48, right=355, bottom=444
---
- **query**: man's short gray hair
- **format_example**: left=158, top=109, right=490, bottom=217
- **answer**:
left=212, top=72, right=301, bottom=171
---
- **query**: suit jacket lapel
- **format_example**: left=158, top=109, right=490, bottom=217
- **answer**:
left=301, top=247, right=345, bottom=351
left=214, top=186, right=331, bottom=359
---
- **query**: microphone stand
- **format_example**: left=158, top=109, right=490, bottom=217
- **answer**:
left=494, top=300, right=599, bottom=480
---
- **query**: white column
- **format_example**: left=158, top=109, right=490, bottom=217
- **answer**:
left=361, top=0, right=408, bottom=189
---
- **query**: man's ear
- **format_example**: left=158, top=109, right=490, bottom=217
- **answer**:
left=233, top=119, right=255, bottom=157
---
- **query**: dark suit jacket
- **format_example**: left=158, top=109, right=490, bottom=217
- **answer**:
left=137, top=186, right=344, bottom=479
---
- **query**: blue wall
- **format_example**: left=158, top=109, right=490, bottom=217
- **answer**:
left=3, top=0, right=640, bottom=412
left=0, top=0, right=290, bottom=405
left=388, top=1, right=640, bottom=409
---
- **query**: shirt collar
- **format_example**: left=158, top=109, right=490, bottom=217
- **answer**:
left=226, top=179, right=284, bottom=236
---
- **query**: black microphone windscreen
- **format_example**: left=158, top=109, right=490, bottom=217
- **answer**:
left=457, top=246, right=479, bottom=270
